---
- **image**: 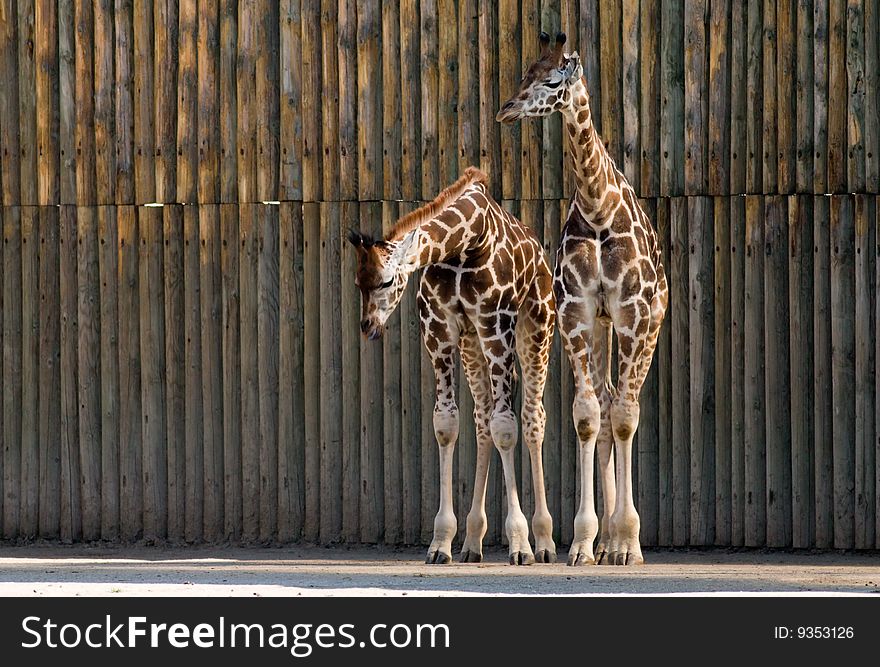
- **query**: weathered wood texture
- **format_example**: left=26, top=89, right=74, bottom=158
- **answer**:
left=0, top=4, right=878, bottom=550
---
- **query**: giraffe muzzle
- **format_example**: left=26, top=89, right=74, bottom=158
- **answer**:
left=495, top=101, right=520, bottom=124
left=361, top=319, right=384, bottom=341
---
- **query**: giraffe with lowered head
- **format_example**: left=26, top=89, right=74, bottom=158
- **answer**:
left=497, top=32, right=668, bottom=566
left=348, top=167, right=557, bottom=565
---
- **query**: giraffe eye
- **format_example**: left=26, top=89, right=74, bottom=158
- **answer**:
left=544, top=78, right=562, bottom=89
left=379, top=278, right=394, bottom=289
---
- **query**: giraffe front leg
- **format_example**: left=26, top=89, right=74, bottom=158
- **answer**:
left=427, top=402, right=459, bottom=564
left=425, top=336, right=460, bottom=565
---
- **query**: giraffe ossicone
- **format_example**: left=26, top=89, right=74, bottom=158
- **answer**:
left=498, top=31, right=669, bottom=566
left=349, top=167, right=558, bottom=565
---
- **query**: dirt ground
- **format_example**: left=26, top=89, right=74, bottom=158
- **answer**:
left=1, top=543, right=879, bottom=596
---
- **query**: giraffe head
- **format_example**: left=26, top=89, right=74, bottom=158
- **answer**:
left=496, top=31, right=583, bottom=123
left=348, top=229, right=419, bottom=340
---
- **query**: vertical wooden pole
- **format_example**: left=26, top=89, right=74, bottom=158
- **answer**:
left=730, top=196, right=746, bottom=545
left=827, top=0, right=847, bottom=191
left=684, top=0, right=707, bottom=195
left=139, top=206, right=166, bottom=541
left=76, top=207, right=101, bottom=541
left=689, top=196, right=714, bottom=545
left=813, top=194, right=833, bottom=547
left=357, top=0, right=381, bottom=200
left=670, top=197, right=690, bottom=545
left=854, top=195, right=875, bottom=549
left=499, top=0, right=520, bottom=199
left=280, top=0, right=303, bottom=202
left=866, top=0, right=879, bottom=193
left=777, top=0, right=796, bottom=193
left=764, top=196, right=792, bottom=547
left=153, top=0, right=177, bottom=203
left=133, top=0, right=154, bottom=204
left=184, top=205, right=204, bottom=542
left=74, top=0, right=96, bottom=206
left=256, top=0, right=278, bottom=202
left=177, top=0, right=198, bottom=204
left=621, top=0, right=640, bottom=191
left=21, top=208, right=40, bottom=536
left=236, top=0, right=256, bottom=204
left=258, top=204, right=279, bottom=542
left=381, top=1, right=400, bottom=201
left=320, top=201, right=343, bottom=543
left=219, top=0, right=237, bottom=202
left=830, top=195, right=855, bottom=548
left=2, top=208, right=21, bottom=537
left=762, top=0, right=778, bottom=193
left=479, top=0, right=500, bottom=200
left=59, top=206, right=81, bottom=541
left=744, top=195, right=766, bottom=546
left=746, top=0, right=764, bottom=192
left=437, top=0, right=457, bottom=188
left=714, top=197, right=731, bottom=545
left=200, top=205, right=224, bottom=542
left=521, top=0, right=541, bottom=199
left=640, top=0, right=659, bottom=197
left=789, top=195, right=815, bottom=548
left=400, top=0, right=421, bottom=202
left=337, top=0, right=357, bottom=202
left=278, top=202, right=305, bottom=541
left=17, top=1, right=37, bottom=206
left=59, top=1, right=75, bottom=205
left=846, top=0, right=865, bottom=192
left=36, top=0, right=59, bottom=206
left=729, top=0, right=746, bottom=193
left=239, top=203, right=260, bottom=541
left=302, top=202, right=320, bottom=541
left=660, top=0, right=684, bottom=196
left=796, top=0, right=814, bottom=193
left=163, top=206, right=185, bottom=542
left=117, top=206, right=142, bottom=541
left=114, top=0, right=134, bottom=204
left=220, top=203, right=241, bottom=540
left=94, top=0, right=115, bottom=205
left=708, top=0, right=730, bottom=195
left=1, top=0, right=21, bottom=206
left=813, top=0, right=829, bottom=193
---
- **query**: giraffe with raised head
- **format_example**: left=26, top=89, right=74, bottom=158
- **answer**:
left=348, top=167, right=557, bottom=565
left=497, top=32, right=668, bottom=566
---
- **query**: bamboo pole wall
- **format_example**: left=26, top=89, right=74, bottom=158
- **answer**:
left=0, top=1, right=878, bottom=549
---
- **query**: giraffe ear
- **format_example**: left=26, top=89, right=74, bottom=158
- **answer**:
left=539, top=31, right=550, bottom=56
left=562, top=51, right=582, bottom=83
left=347, top=228, right=363, bottom=247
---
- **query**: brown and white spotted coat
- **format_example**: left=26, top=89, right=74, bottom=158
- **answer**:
left=349, top=167, right=557, bottom=565
left=498, top=33, right=669, bottom=566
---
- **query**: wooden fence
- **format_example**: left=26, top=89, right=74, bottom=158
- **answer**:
left=0, top=1, right=878, bottom=549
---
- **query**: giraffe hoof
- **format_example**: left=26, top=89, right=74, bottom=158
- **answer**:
left=509, top=551, right=535, bottom=566
left=535, top=549, right=557, bottom=564
left=596, top=550, right=609, bottom=565
left=459, top=549, right=483, bottom=563
left=426, top=549, right=452, bottom=565
left=567, top=552, right=595, bottom=566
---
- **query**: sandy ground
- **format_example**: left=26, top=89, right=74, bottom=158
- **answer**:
left=0, top=543, right=878, bottom=596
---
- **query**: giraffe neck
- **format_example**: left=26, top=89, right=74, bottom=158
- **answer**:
left=561, top=78, right=621, bottom=211
left=390, top=187, right=490, bottom=277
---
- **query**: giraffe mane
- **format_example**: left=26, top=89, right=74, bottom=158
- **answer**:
left=386, top=166, right=488, bottom=242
